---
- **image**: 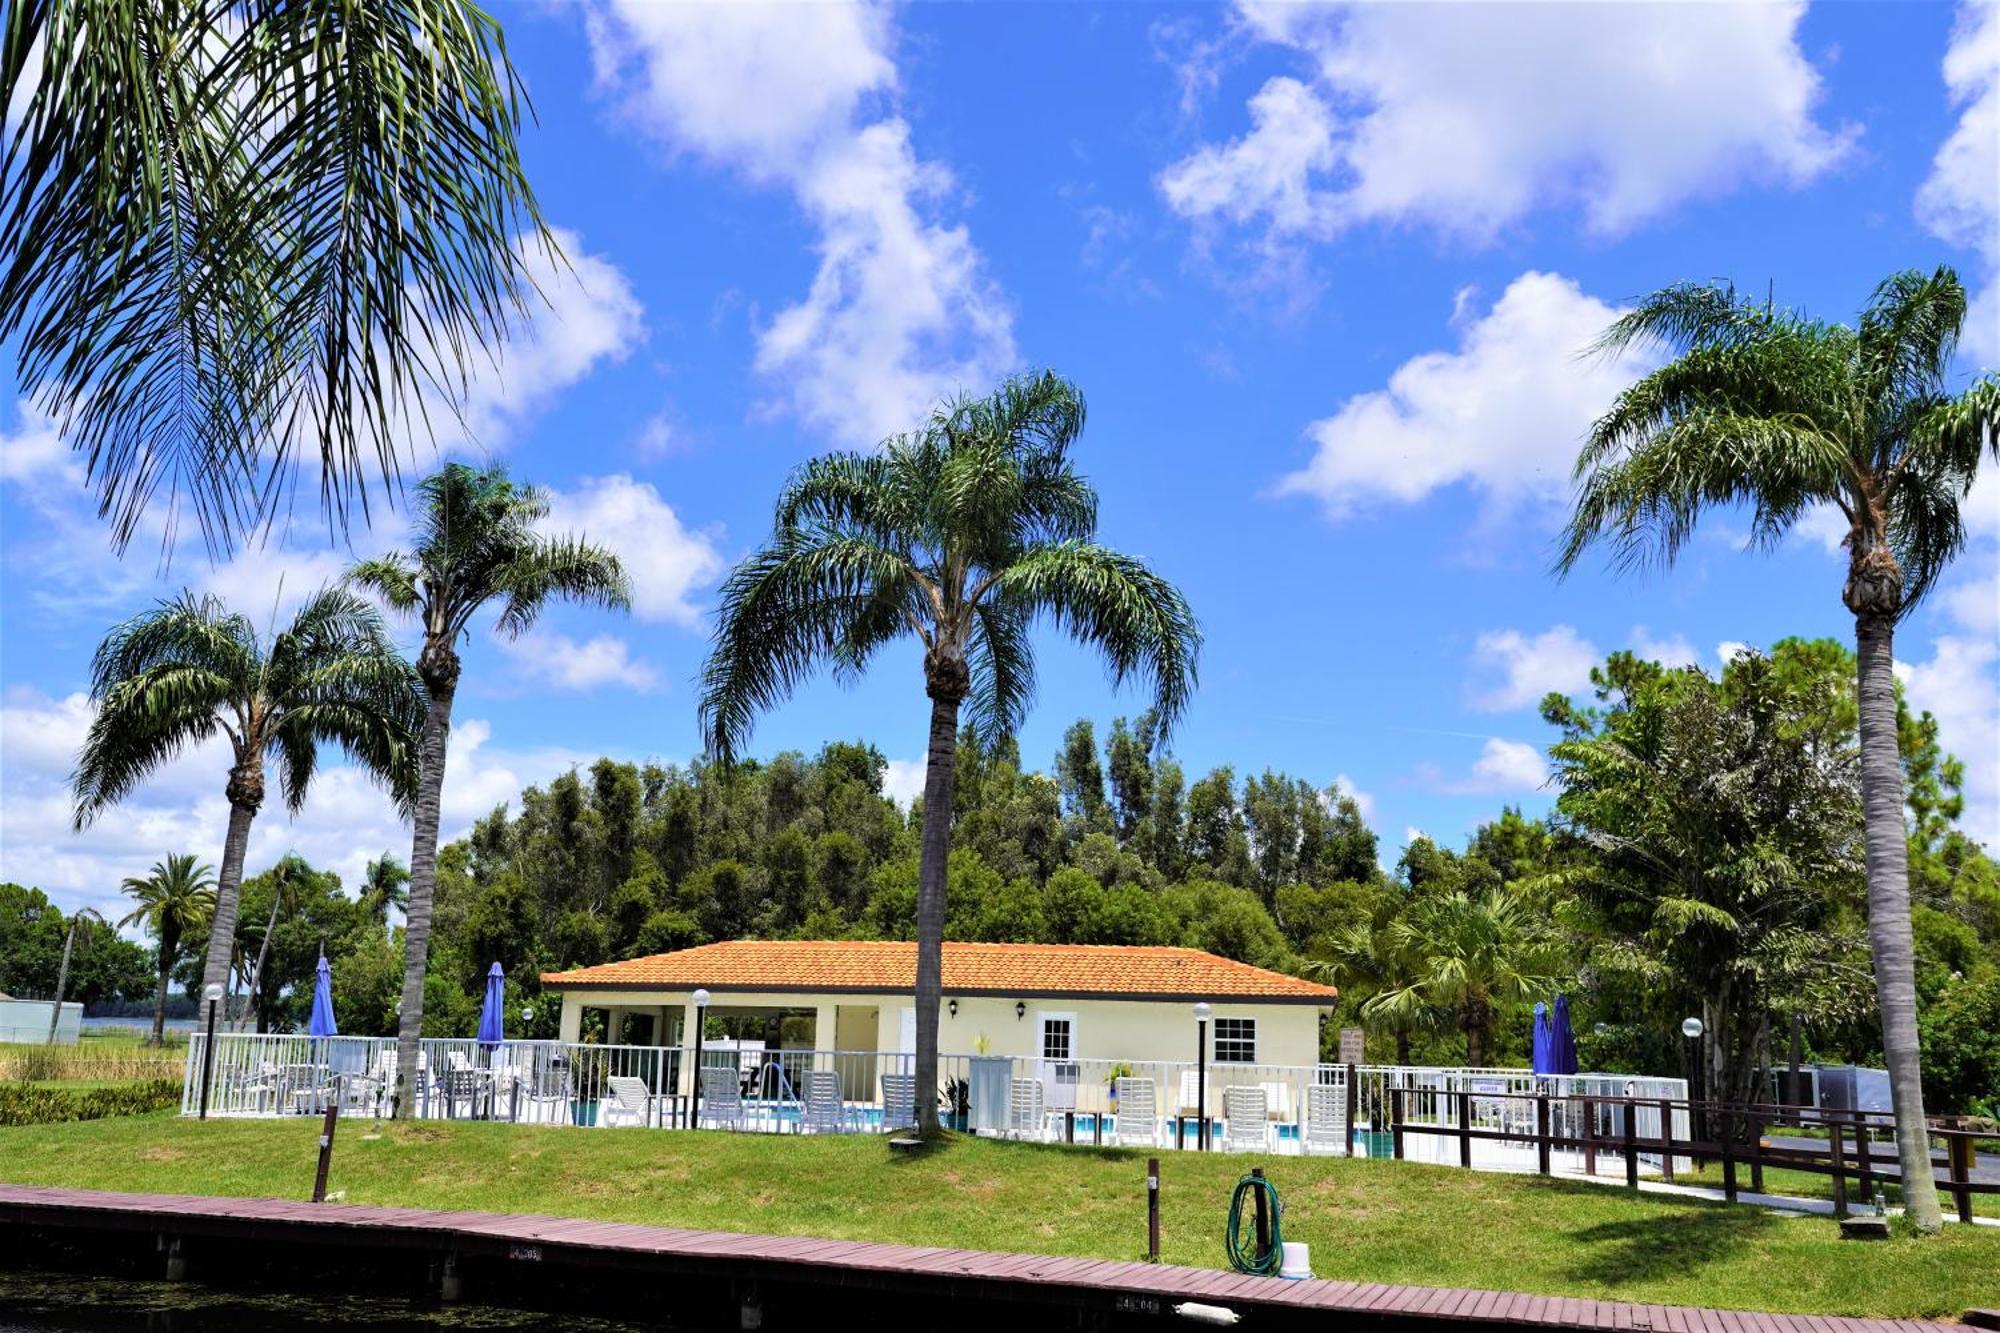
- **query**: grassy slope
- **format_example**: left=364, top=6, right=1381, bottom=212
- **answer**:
left=0, top=1117, right=1993, bottom=1319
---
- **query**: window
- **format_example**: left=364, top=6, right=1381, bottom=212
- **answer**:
left=1041, top=1017, right=1072, bottom=1061
left=1213, top=1017, right=1256, bottom=1064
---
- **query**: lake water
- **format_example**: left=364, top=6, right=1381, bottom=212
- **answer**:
left=0, top=1270, right=668, bottom=1332
left=79, top=1017, right=198, bottom=1034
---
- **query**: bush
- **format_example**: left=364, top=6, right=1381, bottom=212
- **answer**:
left=0, top=1078, right=181, bottom=1127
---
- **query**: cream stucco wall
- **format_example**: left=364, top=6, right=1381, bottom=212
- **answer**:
left=556, top=987, right=1327, bottom=1086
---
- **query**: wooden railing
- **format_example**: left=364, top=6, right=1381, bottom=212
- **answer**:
left=1385, top=1088, right=1993, bottom=1223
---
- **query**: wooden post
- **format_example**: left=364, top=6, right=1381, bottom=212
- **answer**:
left=1828, top=1122, right=1848, bottom=1218
left=1535, top=1094, right=1551, bottom=1176
left=1747, top=1110, right=1764, bottom=1194
left=1146, top=1157, right=1161, bottom=1262
left=1457, top=1091, right=1473, bottom=1169
left=311, top=1099, right=340, bottom=1203
left=1623, top=1100, right=1639, bottom=1190
left=1391, top=1087, right=1405, bottom=1160
left=1582, top=1097, right=1596, bottom=1177
left=1657, top=1098, right=1675, bottom=1184
left=1719, top=1109, right=1737, bottom=1203
left=1251, top=1167, right=1271, bottom=1259
left=1851, top=1116, right=1872, bottom=1204
left=1064, top=1110, right=1076, bottom=1145
left=1949, top=1129, right=1975, bottom=1225
left=1345, top=1063, right=1358, bottom=1158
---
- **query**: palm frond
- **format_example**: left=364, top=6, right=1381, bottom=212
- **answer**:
left=493, top=534, right=630, bottom=638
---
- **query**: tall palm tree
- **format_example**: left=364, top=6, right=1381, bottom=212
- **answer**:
left=359, top=853, right=411, bottom=933
left=701, top=371, right=1201, bottom=1134
left=349, top=462, right=629, bottom=1117
left=73, top=587, right=424, bottom=1023
left=1310, top=919, right=1438, bottom=1065
left=1558, top=266, right=1998, bottom=1233
left=45, top=906, right=106, bottom=1045
left=0, top=0, right=549, bottom=548
left=1366, top=891, right=1560, bottom=1067
left=239, top=854, right=309, bottom=1033
left=118, top=855, right=217, bottom=1045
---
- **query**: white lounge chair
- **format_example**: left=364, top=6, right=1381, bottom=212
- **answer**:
left=697, top=1070, right=745, bottom=1129
left=1223, top=1086, right=1270, bottom=1152
left=1009, top=1078, right=1047, bottom=1141
left=1304, top=1083, right=1347, bottom=1156
left=1111, top=1077, right=1160, bottom=1148
left=880, top=1073, right=917, bottom=1129
left=606, top=1075, right=659, bottom=1127
left=802, top=1070, right=850, bottom=1134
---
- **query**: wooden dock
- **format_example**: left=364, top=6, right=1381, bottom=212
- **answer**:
left=0, top=1184, right=1963, bottom=1331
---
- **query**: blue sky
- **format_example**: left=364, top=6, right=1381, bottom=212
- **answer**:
left=4, top=0, right=1996, bottom=923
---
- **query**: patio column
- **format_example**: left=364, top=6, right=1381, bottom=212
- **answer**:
left=679, top=996, right=702, bottom=1096
left=558, top=997, right=582, bottom=1043
left=605, top=1006, right=627, bottom=1045
left=812, top=1002, right=838, bottom=1053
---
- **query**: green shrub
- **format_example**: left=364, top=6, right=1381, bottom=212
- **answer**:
left=0, top=1078, right=180, bottom=1127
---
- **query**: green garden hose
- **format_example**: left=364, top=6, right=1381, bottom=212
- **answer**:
left=1224, top=1172, right=1284, bottom=1276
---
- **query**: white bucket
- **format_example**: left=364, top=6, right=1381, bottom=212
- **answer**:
left=1278, top=1241, right=1312, bottom=1280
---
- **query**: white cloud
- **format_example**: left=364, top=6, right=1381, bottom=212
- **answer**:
left=0, top=686, right=603, bottom=922
left=1469, top=625, right=1598, bottom=713
left=881, top=757, right=927, bottom=807
left=499, top=631, right=660, bottom=694
left=1418, top=737, right=1549, bottom=796
left=1629, top=627, right=1700, bottom=670
left=1164, top=0, right=1850, bottom=259
left=1917, top=1, right=2000, bottom=366
left=1902, top=554, right=2000, bottom=847
left=584, top=1, right=1016, bottom=446
left=1716, top=641, right=1754, bottom=669
left=1328, top=772, right=1375, bottom=821
left=541, top=474, right=724, bottom=629
left=1275, top=272, right=1652, bottom=520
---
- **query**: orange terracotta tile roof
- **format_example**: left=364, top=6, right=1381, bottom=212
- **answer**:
left=541, top=941, right=1335, bottom=1003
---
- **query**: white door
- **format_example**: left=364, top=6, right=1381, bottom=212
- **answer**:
left=1039, top=1012, right=1078, bottom=1110
left=897, top=1006, right=916, bottom=1055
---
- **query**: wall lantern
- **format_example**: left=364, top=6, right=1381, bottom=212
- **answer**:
left=947, top=999, right=959, bottom=1019
left=1015, top=1001, right=1026, bottom=1021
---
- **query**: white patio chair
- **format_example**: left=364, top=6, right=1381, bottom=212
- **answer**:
left=1008, top=1078, right=1047, bottom=1141
left=1304, top=1083, right=1347, bottom=1156
left=605, top=1075, right=659, bottom=1127
left=1223, top=1086, right=1271, bottom=1153
left=1260, top=1080, right=1297, bottom=1126
left=802, top=1070, right=851, bottom=1134
left=880, top=1074, right=917, bottom=1130
left=1111, top=1077, right=1160, bottom=1148
left=697, top=1070, right=746, bottom=1130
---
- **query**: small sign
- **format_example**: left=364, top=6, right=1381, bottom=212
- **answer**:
left=508, top=1245, right=543, bottom=1262
left=1339, top=1028, right=1365, bottom=1064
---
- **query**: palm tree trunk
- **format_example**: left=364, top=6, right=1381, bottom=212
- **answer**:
left=199, top=758, right=263, bottom=1007
left=911, top=687, right=963, bottom=1136
left=244, top=895, right=281, bottom=1035
left=47, top=920, right=79, bottom=1045
left=1855, top=611, right=1943, bottom=1232
left=393, top=675, right=457, bottom=1118
left=1394, top=1028, right=1411, bottom=1066
left=150, top=923, right=178, bottom=1047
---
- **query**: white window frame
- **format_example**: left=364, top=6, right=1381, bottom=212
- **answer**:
left=1038, top=1011, right=1079, bottom=1109
left=1212, top=1016, right=1257, bottom=1064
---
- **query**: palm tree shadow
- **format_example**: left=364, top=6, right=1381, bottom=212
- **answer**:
left=1557, top=1199, right=1786, bottom=1285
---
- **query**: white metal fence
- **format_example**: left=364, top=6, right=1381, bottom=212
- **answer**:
left=180, top=1033, right=1687, bottom=1179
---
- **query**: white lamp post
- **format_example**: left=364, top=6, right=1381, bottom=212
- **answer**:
left=1193, top=1002, right=1212, bottom=1151
left=689, top=988, right=711, bottom=1129
left=197, top=982, right=225, bottom=1119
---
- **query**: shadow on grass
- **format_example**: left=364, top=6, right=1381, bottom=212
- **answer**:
left=1555, top=1197, right=1789, bottom=1286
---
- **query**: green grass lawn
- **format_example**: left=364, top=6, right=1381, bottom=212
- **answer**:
left=1, top=1116, right=1995, bottom=1319
left=1679, top=1157, right=2000, bottom=1220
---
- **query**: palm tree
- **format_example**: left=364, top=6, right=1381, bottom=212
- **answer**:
left=1366, top=891, right=1561, bottom=1068
left=118, top=855, right=217, bottom=1046
left=1558, top=266, right=1998, bottom=1232
left=73, top=587, right=424, bottom=1024
left=1310, top=920, right=1438, bottom=1065
left=359, top=853, right=411, bottom=933
left=349, top=463, right=629, bottom=1117
left=239, top=854, right=309, bottom=1033
left=45, top=906, right=106, bottom=1045
left=701, top=371, right=1201, bottom=1134
left=0, top=0, right=548, bottom=548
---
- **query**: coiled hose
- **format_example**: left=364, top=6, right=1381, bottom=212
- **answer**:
left=1224, top=1172, right=1284, bottom=1275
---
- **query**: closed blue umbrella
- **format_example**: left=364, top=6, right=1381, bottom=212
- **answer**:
left=477, top=962, right=506, bottom=1048
left=1549, top=994, right=1579, bottom=1075
left=1531, top=1001, right=1552, bottom=1075
left=307, top=953, right=337, bottom=1038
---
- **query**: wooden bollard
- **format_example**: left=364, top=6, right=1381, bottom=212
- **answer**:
left=312, top=1098, right=341, bottom=1203
left=1146, top=1157, right=1161, bottom=1262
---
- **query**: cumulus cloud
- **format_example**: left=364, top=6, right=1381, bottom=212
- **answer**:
left=1419, top=738, right=1550, bottom=797
left=1163, top=0, right=1850, bottom=266
left=1328, top=772, right=1375, bottom=821
left=499, top=631, right=661, bottom=694
left=1628, top=627, right=1701, bottom=671
left=1901, top=554, right=2000, bottom=847
left=1275, top=272, right=1652, bottom=521
left=584, top=0, right=1016, bottom=445
left=539, top=473, right=724, bottom=629
left=1468, top=625, right=1599, bottom=713
left=881, top=757, right=928, bottom=807
left=1916, top=1, right=1999, bottom=365
left=0, top=686, right=606, bottom=922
